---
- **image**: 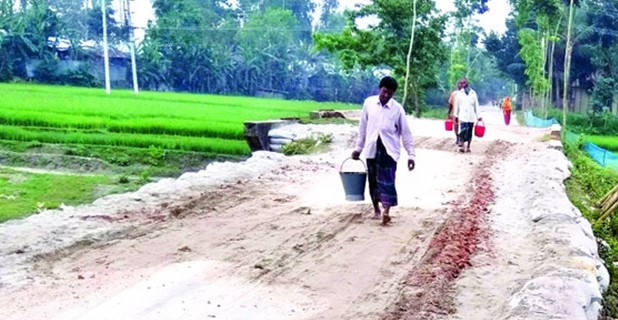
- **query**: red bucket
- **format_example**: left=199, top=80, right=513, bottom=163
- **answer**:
left=445, top=119, right=454, bottom=131
left=474, top=120, right=486, bottom=137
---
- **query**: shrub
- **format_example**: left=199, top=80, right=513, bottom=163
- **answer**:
left=591, top=76, right=616, bottom=114
left=109, top=153, right=130, bottom=166
left=318, top=133, right=333, bottom=144
left=536, top=108, right=618, bottom=136
left=61, top=67, right=101, bottom=88
left=26, top=140, right=43, bottom=149
left=282, top=138, right=317, bottom=155
left=563, top=137, right=618, bottom=318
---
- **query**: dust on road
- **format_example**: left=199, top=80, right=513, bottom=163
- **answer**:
left=2, top=107, right=600, bottom=320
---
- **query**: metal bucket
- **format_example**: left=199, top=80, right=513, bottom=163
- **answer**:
left=339, top=158, right=367, bottom=201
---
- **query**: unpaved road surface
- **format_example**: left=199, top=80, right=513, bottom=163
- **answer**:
left=0, top=106, right=606, bottom=319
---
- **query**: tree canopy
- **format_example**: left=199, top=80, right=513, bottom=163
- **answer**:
left=314, top=0, right=447, bottom=113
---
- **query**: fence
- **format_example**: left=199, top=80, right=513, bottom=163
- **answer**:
left=525, top=111, right=559, bottom=128
left=564, top=130, right=618, bottom=170
left=585, top=141, right=618, bottom=170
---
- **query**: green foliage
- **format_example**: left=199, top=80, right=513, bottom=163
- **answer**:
left=563, top=137, right=618, bottom=318
left=314, top=0, right=448, bottom=113
left=0, top=83, right=359, bottom=156
left=590, top=76, right=616, bottom=114
left=64, top=144, right=90, bottom=157
left=0, top=167, right=119, bottom=222
left=447, top=0, right=484, bottom=88
left=0, top=124, right=251, bottom=154
left=282, top=138, right=317, bottom=155
left=537, top=108, right=618, bottom=135
left=61, top=67, right=101, bottom=88
left=255, top=0, right=315, bottom=41
left=586, top=135, right=618, bottom=152
left=109, top=153, right=130, bottom=166
left=146, top=145, right=166, bottom=165
left=484, top=21, right=527, bottom=88
left=238, top=8, right=298, bottom=59
left=317, top=133, right=333, bottom=144
left=281, top=133, right=333, bottom=155
left=25, top=140, right=43, bottom=149
left=565, top=144, right=618, bottom=201
left=33, top=55, right=61, bottom=83
left=316, top=4, right=345, bottom=34
left=138, top=171, right=151, bottom=184
left=518, top=28, right=549, bottom=95
left=418, top=106, right=447, bottom=119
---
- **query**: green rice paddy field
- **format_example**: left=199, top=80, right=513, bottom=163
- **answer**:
left=0, top=83, right=357, bottom=155
left=586, top=135, right=618, bottom=152
left=0, top=83, right=358, bottom=221
left=585, top=135, right=618, bottom=171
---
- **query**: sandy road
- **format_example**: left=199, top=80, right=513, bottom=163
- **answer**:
left=0, top=106, right=557, bottom=320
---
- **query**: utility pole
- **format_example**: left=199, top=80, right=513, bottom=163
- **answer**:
left=101, top=0, right=111, bottom=94
left=124, top=0, right=139, bottom=94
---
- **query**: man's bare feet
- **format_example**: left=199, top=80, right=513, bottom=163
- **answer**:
left=382, top=215, right=391, bottom=225
left=371, top=212, right=381, bottom=220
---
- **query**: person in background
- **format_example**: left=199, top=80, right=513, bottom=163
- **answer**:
left=502, top=96, right=513, bottom=125
left=448, top=80, right=466, bottom=144
left=453, top=78, right=482, bottom=153
left=351, top=76, right=416, bottom=225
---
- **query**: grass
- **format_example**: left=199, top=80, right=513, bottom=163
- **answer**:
left=418, top=107, right=447, bottom=119
left=0, top=83, right=359, bottom=222
left=563, top=139, right=618, bottom=318
left=0, top=125, right=250, bottom=154
left=0, top=167, right=141, bottom=222
left=1, top=83, right=356, bottom=131
left=0, top=83, right=358, bottom=152
left=281, top=133, right=334, bottom=156
left=587, top=135, right=618, bottom=152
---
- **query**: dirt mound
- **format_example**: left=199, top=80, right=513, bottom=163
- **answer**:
left=382, top=141, right=510, bottom=320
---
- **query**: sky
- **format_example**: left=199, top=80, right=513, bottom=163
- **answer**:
left=435, top=0, right=512, bottom=35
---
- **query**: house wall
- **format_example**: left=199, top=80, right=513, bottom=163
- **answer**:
left=572, top=88, right=591, bottom=114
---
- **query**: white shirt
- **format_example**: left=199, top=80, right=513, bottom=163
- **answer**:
left=355, top=95, right=416, bottom=161
left=454, top=88, right=481, bottom=123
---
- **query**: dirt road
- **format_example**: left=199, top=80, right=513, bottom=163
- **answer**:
left=0, top=106, right=607, bottom=319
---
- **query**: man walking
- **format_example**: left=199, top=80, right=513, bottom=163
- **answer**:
left=453, top=78, right=482, bottom=153
left=351, top=76, right=416, bottom=225
left=448, top=79, right=466, bottom=144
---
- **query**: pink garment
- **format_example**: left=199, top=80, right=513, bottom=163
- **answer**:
left=504, top=110, right=511, bottom=125
left=355, top=95, right=416, bottom=161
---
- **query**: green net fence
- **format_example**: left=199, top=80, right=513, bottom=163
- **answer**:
left=564, top=130, right=618, bottom=170
left=525, top=111, right=559, bottom=128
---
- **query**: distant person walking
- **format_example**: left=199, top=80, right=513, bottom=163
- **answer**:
left=351, top=76, right=416, bottom=225
left=448, top=79, right=466, bottom=144
left=453, top=78, right=482, bottom=153
left=502, top=96, right=513, bottom=125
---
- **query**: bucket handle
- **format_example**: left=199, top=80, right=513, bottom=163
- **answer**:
left=476, top=119, right=485, bottom=126
left=340, top=157, right=367, bottom=173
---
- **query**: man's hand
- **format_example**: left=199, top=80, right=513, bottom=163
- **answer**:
left=408, top=159, right=415, bottom=171
left=478, top=117, right=483, bottom=122
left=351, top=150, right=361, bottom=160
